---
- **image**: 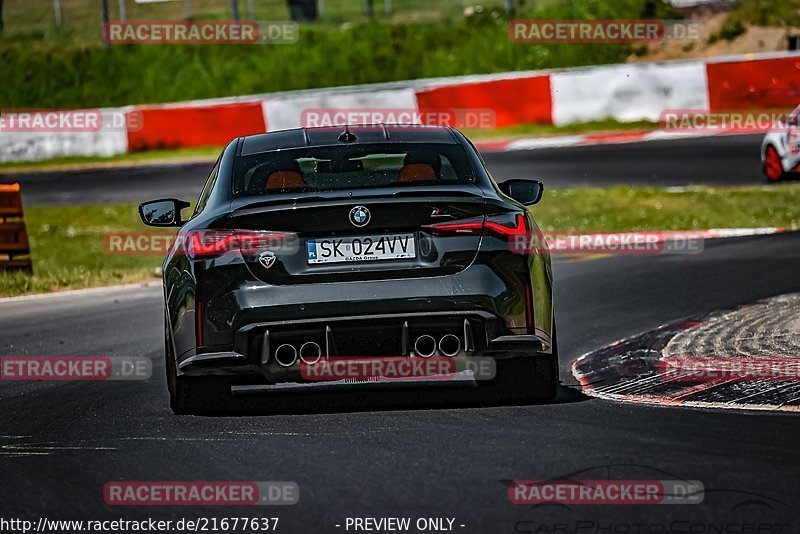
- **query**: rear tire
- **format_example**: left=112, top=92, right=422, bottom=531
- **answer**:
left=171, top=376, right=235, bottom=415
left=491, top=322, right=559, bottom=402
left=165, top=314, right=233, bottom=415
left=764, top=146, right=785, bottom=182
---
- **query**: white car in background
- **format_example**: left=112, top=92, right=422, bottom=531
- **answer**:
left=761, top=105, right=800, bottom=182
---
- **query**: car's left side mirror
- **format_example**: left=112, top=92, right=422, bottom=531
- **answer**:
left=138, top=199, right=191, bottom=227
left=499, top=180, right=544, bottom=206
left=786, top=114, right=799, bottom=127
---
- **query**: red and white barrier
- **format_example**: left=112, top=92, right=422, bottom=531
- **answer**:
left=126, top=101, right=267, bottom=152
left=416, top=75, right=553, bottom=127
left=0, top=107, right=131, bottom=163
left=705, top=55, right=800, bottom=111
left=1, top=51, right=798, bottom=163
left=550, top=61, right=708, bottom=125
left=265, top=88, right=418, bottom=131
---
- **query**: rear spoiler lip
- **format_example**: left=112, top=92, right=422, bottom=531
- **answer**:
left=229, top=186, right=487, bottom=217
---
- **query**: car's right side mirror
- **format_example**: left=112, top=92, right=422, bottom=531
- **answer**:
left=499, top=180, right=544, bottom=206
left=786, top=114, right=799, bottom=127
left=138, top=199, right=190, bottom=227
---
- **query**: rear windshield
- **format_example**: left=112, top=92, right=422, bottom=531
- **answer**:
left=233, top=143, right=475, bottom=197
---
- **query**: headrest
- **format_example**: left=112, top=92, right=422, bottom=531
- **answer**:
left=266, top=171, right=304, bottom=190
left=398, top=163, right=437, bottom=182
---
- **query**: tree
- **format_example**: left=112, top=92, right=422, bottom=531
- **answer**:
left=0, top=0, right=5, bottom=35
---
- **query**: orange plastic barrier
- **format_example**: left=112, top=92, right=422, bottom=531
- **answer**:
left=707, top=57, right=800, bottom=111
left=415, top=75, right=553, bottom=128
left=0, top=183, right=32, bottom=273
left=126, top=102, right=267, bottom=152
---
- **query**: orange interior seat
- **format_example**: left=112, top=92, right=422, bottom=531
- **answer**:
left=266, top=171, right=305, bottom=190
left=398, top=163, right=437, bottom=182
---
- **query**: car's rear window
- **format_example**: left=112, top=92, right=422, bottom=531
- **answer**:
left=233, top=143, right=475, bottom=197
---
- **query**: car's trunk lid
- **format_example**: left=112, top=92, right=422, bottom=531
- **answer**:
left=227, top=185, right=486, bottom=285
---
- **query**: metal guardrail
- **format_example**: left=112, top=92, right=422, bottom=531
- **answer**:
left=0, top=183, right=32, bottom=273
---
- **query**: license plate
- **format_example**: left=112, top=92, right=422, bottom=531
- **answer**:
left=307, top=234, right=416, bottom=264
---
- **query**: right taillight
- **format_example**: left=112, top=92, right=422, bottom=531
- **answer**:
left=427, top=213, right=529, bottom=238
left=524, top=281, right=535, bottom=332
left=427, top=213, right=536, bottom=255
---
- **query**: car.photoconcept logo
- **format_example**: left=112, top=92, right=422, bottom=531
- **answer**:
left=349, top=206, right=371, bottom=227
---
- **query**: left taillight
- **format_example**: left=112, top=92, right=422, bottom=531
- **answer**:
left=181, top=230, right=295, bottom=259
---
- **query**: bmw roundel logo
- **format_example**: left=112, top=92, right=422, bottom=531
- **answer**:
left=349, top=206, right=371, bottom=227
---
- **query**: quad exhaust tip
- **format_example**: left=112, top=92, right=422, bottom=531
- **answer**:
left=275, top=344, right=298, bottom=367
left=299, top=341, right=322, bottom=364
left=438, top=334, right=461, bottom=358
left=414, top=335, right=437, bottom=358
left=278, top=334, right=460, bottom=363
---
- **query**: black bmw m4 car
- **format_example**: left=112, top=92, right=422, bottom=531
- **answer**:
left=139, top=124, right=558, bottom=414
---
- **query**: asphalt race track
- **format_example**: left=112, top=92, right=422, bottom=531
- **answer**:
left=2, top=232, right=800, bottom=531
left=5, top=134, right=770, bottom=207
left=486, top=133, right=767, bottom=187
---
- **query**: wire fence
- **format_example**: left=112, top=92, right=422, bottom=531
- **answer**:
left=2, top=0, right=528, bottom=40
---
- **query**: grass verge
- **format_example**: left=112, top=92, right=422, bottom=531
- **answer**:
left=531, top=185, right=800, bottom=231
left=2, top=183, right=798, bottom=298
left=462, top=119, right=659, bottom=141
left=0, top=204, right=169, bottom=297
